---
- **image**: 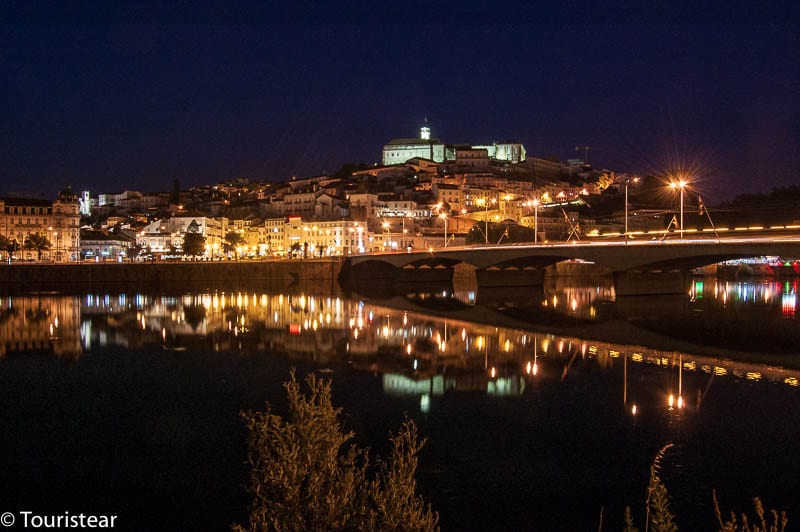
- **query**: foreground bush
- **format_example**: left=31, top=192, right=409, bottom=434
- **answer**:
left=233, top=370, right=438, bottom=532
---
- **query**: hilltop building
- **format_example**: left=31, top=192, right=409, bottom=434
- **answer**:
left=382, top=126, right=446, bottom=165
left=382, top=124, right=527, bottom=166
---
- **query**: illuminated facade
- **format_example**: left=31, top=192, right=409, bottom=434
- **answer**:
left=472, top=142, right=527, bottom=164
left=80, top=229, right=136, bottom=261
left=383, top=125, right=527, bottom=166
left=382, top=126, right=446, bottom=165
left=0, top=187, right=81, bottom=261
left=137, top=216, right=226, bottom=257
left=285, top=216, right=368, bottom=256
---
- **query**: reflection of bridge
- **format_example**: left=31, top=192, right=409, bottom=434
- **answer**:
left=341, top=237, right=800, bottom=295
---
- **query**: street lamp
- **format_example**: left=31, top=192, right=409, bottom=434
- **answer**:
left=382, top=221, right=390, bottom=250
left=624, top=176, right=640, bottom=241
left=669, top=179, right=687, bottom=239
left=475, top=196, right=495, bottom=245
left=401, top=212, right=413, bottom=251
left=532, top=198, right=540, bottom=244
left=440, top=213, right=448, bottom=248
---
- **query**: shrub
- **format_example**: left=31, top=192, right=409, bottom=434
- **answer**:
left=233, top=370, right=438, bottom=532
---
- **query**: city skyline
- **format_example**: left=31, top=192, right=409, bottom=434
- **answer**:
left=2, top=1, right=798, bottom=201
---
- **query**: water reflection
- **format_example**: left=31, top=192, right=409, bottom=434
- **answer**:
left=0, top=295, right=82, bottom=360
left=2, top=281, right=799, bottom=414
left=690, top=278, right=799, bottom=319
left=3, top=283, right=800, bottom=530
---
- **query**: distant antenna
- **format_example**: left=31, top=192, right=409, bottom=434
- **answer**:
left=574, top=145, right=591, bottom=164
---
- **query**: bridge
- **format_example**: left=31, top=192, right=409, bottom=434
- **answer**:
left=339, top=237, right=800, bottom=296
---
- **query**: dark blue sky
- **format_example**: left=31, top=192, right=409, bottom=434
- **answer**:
left=1, top=1, right=798, bottom=201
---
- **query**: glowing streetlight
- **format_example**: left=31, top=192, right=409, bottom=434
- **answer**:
left=382, top=221, right=391, bottom=250
left=439, top=212, right=448, bottom=247
left=475, top=196, right=495, bottom=245
left=624, top=176, right=640, bottom=241
left=532, top=198, right=540, bottom=244
left=669, top=179, right=688, bottom=239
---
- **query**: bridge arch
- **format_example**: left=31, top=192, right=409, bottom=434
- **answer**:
left=341, top=239, right=800, bottom=295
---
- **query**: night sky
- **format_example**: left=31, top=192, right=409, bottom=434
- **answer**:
left=1, top=1, right=798, bottom=201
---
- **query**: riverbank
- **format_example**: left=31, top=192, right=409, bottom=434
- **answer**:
left=0, top=259, right=343, bottom=294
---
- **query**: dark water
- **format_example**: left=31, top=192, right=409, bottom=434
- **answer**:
left=1, top=279, right=799, bottom=531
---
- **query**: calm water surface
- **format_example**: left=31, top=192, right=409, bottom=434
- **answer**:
left=1, top=278, right=799, bottom=531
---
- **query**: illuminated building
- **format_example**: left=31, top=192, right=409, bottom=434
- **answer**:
left=285, top=216, right=368, bottom=257
left=382, top=125, right=527, bottom=166
left=137, top=215, right=226, bottom=258
left=0, top=186, right=81, bottom=261
left=382, top=126, right=446, bottom=165
left=80, top=228, right=136, bottom=261
left=470, top=142, right=527, bottom=164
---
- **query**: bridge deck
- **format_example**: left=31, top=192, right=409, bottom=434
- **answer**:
left=344, top=237, right=800, bottom=273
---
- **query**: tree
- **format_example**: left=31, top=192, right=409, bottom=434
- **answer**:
left=23, top=232, right=51, bottom=260
left=223, top=230, right=246, bottom=258
left=233, top=370, right=438, bottom=532
left=0, top=235, right=11, bottom=260
left=127, top=242, right=143, bottom=262
left=182, top=232, right=206, bottom=257
left=465, top=222, right=534, bottom=245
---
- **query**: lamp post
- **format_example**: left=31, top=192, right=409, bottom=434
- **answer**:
left=624, top=176, right=640, bottom=241
left=670, top=179, right=687, bottom=239
left=533, top=198, right=539, bottom=244
left=382, top=221, right=390, bottom=250
left=440, top=213, right=448, bottom=248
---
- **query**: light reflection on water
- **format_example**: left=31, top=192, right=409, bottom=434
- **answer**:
left=1, top=279, right=799, bottom=530
left=2, top=281, right=799, bottom=399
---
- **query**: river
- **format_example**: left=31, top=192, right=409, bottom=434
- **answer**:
left=0, top=276, right=798, bottom=530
